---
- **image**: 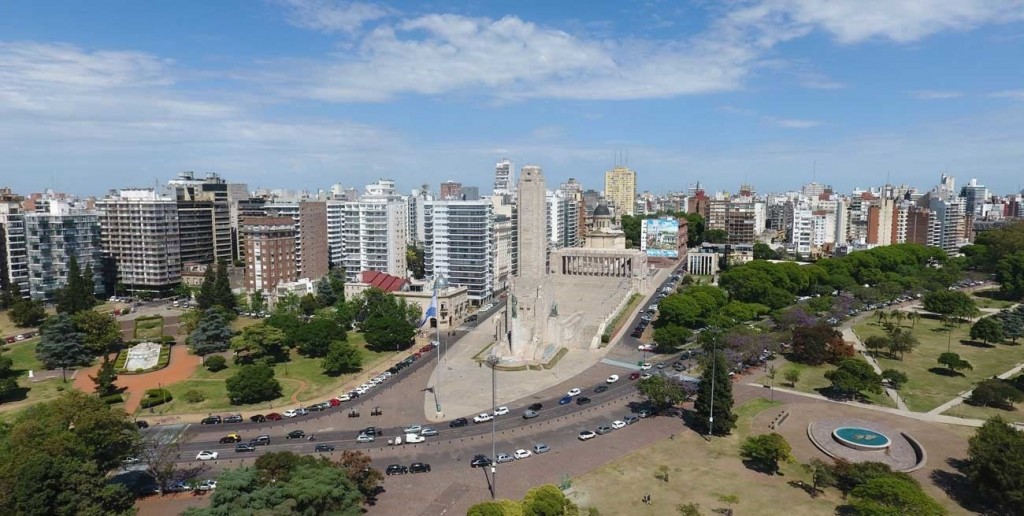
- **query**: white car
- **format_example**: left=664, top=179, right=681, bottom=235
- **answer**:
left=514, top=449, right=533, bottom=460
left=606, top=375, right=620, bottom=383
left=336, top=394, right=352, bottom=402
left=578, top=430, right=597, bottom=441
left=638, top=343, right=655, bottom=352
left=404, top=433, right=425, bottom=444
left=356, top=433, right=375, bottom=443
left=196, top=479, right=217, bottom=492
left=354, top=386, right=369, bottom=395
left=195, top=451, right=219, bottom=461
left=403, top=424, right=423, bottom=434
left=611, top=420, right=626, bottom=430
left=639, top=363, right=652, bottom=371
left=282, top=409, right=298, bottom=418
left=567, top=388, right=582, bottom=397
left=493, top=406, right=509, bottom=416
left=473, top=413, right=494, bottom=424
left=640, top=372, right=652, bottom=380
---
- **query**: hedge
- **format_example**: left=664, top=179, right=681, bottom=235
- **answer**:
left=100, top=393, right=124, bottom=405
left=140, top=388, right=173, bottom=409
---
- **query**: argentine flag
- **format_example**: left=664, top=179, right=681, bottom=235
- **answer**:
left=419, top=288, right=438, bottom=327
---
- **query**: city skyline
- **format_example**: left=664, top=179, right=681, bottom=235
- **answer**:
left=2, top=2, right=1024, bottom=195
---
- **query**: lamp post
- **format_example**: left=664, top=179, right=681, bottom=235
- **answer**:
left=487, top=354, right=499, bottom=499
left=433, top=273, right=448, bottom=414
left=707, top=334, right=717, bottom=440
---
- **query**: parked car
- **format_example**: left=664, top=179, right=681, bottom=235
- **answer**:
left=449, top=417, right=469, bottom=428
left=409, top=462, right=432, bottom=473
left=496, top=453, right=514, bottom=464
left=249, top=414, right=266, bottom=423
left=403, top=424, right=423, bottom=434
left=611, top=420, right=626, bottom=430
left=135, top=420, right=149, bottom=429
left=578, top=430, right=596, bottom=441
left=628, top=372, right=641, bottom=380
left=200, top=416, right=221, bottom=425
left=223, top=414, right=243, bottom=424
left=282, top=409, right=299, bottom=418
left=640, top=363, right=652, bottom=370
left=640, top=372, right=652, bottom=380
left=285, top=430, right=305, bottom=439
left=386, top=464, right=409, bottom=475
left=420, top=427, right=439, bottom=437
left=195, top=451, right=219, bottom=461
left=265, top=412, right=283, bottom=421
left=493, top=406, right=509, bottom=416
left=470, top=455, right=492, bottom=468
left=314, top=443, right=335, bottom=452
left=595, top=425, right=613, bottom=435
left=514, top=449, right=532, bottom=460
left=623, top=415, right=640, bottom=425
left=196, top=479, right=217, bottom=492
left=533, top=443, right=550, bottom=454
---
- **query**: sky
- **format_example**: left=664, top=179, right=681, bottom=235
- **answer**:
left=2, top=0, right=1024, bottom=197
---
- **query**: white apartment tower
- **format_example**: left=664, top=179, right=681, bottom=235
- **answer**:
left=423, top=200, right=494, bottom=303
left=494, top=158, right=514, bottom=196
left=97, top=189, right=181, bottom=294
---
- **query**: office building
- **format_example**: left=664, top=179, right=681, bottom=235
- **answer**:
left=604, top=166, right=637, bottom=216
left=24, top=202, right=102, bottom=302
left=97, top=189, right=181, bottom=295
left=423, top=200, right=494, bottom=303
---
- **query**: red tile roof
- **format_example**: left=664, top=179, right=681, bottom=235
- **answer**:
left=359, top=270, right=407, bottom=292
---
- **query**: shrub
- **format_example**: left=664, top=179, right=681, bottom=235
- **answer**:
left=183, top=390, right=206, bottom=403
left=100, top=393, right=124, bottom=405
left=113, top=351, right=128, bottom=370
left=140, top=388, right=173, bottom=409
left=206, top=355, right=227, bottom=372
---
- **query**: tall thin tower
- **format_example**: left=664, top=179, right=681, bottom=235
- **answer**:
left=516, top=165, right=547, bottom=282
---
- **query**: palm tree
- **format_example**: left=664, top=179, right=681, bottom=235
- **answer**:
left=892, top=311, right=905, bottom=327
left=875, top=310, right=888, bottom=325
left=906, top=311, right=918, bottom=329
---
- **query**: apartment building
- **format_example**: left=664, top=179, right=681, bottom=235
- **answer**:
left=335, top=197, right=408, bottom=282
left=604, top=166, right=637, bottom=216
left=167, top=172, right=232, bottom=265
left=423, top=200, right=494, bottom=303
left=241, top=217, right=298, bottom=292
left=24, top=201, right=102, bottom=301
left=0, top=188, right=28, bottom=297
left=263, top=200, right=329, bottom=282
left=97, top=189, right=181, bottom=295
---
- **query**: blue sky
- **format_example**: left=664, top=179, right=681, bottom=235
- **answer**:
left=2, top=0, right=1024, bottom=197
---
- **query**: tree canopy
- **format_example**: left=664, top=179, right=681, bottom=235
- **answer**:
left=790, top=323, right=854, bottom=366
left=923, top=290, right=978, bottom=321
left=965, top=416, right=1024, bottom=513
left=636, top=375, right=689, bottom=412
left=970, top=316, right=1006, bottom=345
left=740, top=433, right=791, bottom=475
left=73, top=310, right=122, bottom=356
left=824, top=359, right=882, bottom=399
left=356, top=288, right=419, bottom=352
left=55, top=255, right=98, bottom=315
left=226, top=362, right=282, bottom=405
left=188, top=309, right=234, bottom=363
left=230, top=323, right=287, bottom=363
left=36, top=313, right=92, bottom=381
left=692, top=349, right=736, bottom=435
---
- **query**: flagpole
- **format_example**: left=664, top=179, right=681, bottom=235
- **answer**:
left=433, top=274, right=444, bottom=415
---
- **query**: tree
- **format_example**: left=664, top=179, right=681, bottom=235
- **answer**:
left=522, top=484, right=579, bottom=515
left=0, top=281, right=23, bottom=310
left=881, top=369, right=908, bottom=390
left=752, top=243, right=777, bottom=260
left=964, top=416, right=1024, bottom=513
left=784, top=368, right=800, bottom=387
left=299, top=293, right=319, bottom=316
left=55, top=255, right=96, bottom=315
left=692, top=349, right=737, bottom=435
left=173, top=283, right=193, bottom=300
left=205, top=355, right=227, bottom=372
left=294, top=316, right=347, bottom=358
left=72, top=310, right=122, bottom=356
left=0, top=346, right=19, bottom=400
left=923, top=290, right=978, bottom=323
left=740, top=433, right=791, bottom=475
left=637, top=375, right=688, bottom=412
left=406, top=245, right=425, bottom=280
left=824, top=359, right=882, bottom=399
left=36, top=313, right=91, bottom=381
left=213, top=261, right=235, bottom=311
left=971, top=316, right=1006, bottom=345
left=196, top=265, right=216, bottom=310
left=791, top=323, right=853, bottom=365
left=188, top=309, right=233, bottom=365
left=846, top=475, right=946, bottom=515
left=225, top=362, right=282, bottom=405
left=652, top=324, right=692, bottom=352
left=887, top=327, right=920, bottom=360
left=937, top=352, right=973, bottom=375
left=676, top=502, right=703, bottom=516
left=90, top=356, right=119, bottom=397
left=802, top=459, right=836, bottom=495
left=316, top=276, right=337, bottom=307
left=996, top=251, right=1024, bottom=299
left=231, top=323, right=287, bottom=363
left=8, top=298, right=46, bottom=327
left=322, top=341, right=362, bottom=376
left=359, top=289, right=418, bottom=352
left=863, top=334, right=891, bottom=356
left=999, top=306, right=1024, bottom=343
left=335, top=450, right=383, bottom=503
left=620, top=214, right=641, bottom=247
left=179, top=308, right=202, bottom=336
left=970, top=379, right=1024, bottom=409
left=705, top=229, right=728, bottom=244
left=249, top=290, right=266, bottom=313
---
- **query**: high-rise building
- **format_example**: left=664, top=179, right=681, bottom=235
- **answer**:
left=960, top=178, right=989, bottom=217
left=97, top=189, right=181, bottom=295
left=423, top=200, right=494, bottom=302
left=24, top=201, right=103, bottom=301
left=604, top=166, right=637, bottom=217
left=336, top=197, right=408, bottom=282
left=440, top=181, right=463, bottom=201
left=462, top=186, right=480, bottom=201
left=494, top=158, right=514, bottom=195
left=241, top=217, right=297, bottom=292
left=263, top=200, right=329, bottom=282
left=0, top=188, right=28, bottom=297
left=166, top=172, right=232, bottom=265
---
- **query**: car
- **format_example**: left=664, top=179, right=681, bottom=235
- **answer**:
left=356, top=433, right=375, bottom=443
left=317, top=401, right=333, bottom=409
left=640, top=363, right=652, bottom=370
left=638, top=409, right=652, bottom=418
left=386, top=464, right=409, bottom=475
left=567, top=388, right=581, bottom=397
left=235, top=443, right=256, bottom=452
left=606, top=374, right=620, bottom=383
left=219, top=433, right=241, bottom=444
left=594, top=385, right=608, bottom=394
left=533, top=443, right=550, bottom=454
left=223, top=414, right=243, bottom=424
left=576, top=396, right=592, bottom=405
left=419, top=345, right=433, bottom=353
left=282, top=409, right=299, bottom=418
left=638, top=343, right=655, bottom=352
left=420, top=427, right=439, bottom=437
left=409, top=462, right=432, bottom=473
left=578, top=430, right=596, bottom=441
left=249, top=414, right=266, bottom=423
left=656, top=363, right=667, bottom=369
left=328, top=398, right=341, bottom=407
left=522, top=409, right=539, bottom=419
left=135, top=420, right=149, bottom=429
left=493, top=406, right=509, bottom=416
left=196, top=479, right=217, bottom=492
left=403, top=424, right=423, bottom=434
left=195, top=451, right=219, bottom=461
left=361, top=427, right=380, bottom=436
left=449, top=417, right=469, bottom=428
left=611, top=420, right=626, bottom=430
left=496, top=453, right=514, bottom=464
left=251, top=435, right=270, bottom=446
left=265, top=412, right=283, bottom=421
left=200, top=416, right=221, bottom=425
left=285, top=430, right=305, bottom=439
left=595, top=425, right=613, bottom=435
left=628, top=372, right=641, bottom=380
left=470, top=454, right=492, bottom=468
left=558, top=395, right=573, bottom=405
left=295, top=407, right=310, bottom=416
left=528, top=403, right=543, bottom=411
left=623, top=415, right=640, bottom=425
left=473, top=413, right=494, bottom=424
left=168, top=481, right=192, bottom=493
left=314, top=443, right=335, bottom=452
left=672, top=362, right=685, bottom=371
left=514, top=449, right=532, bottom=460
left=640, top=372, right=652, bottom=380
left=335, top=394, right=352, bottom=402
left=405, top=433, right=425, bottom=444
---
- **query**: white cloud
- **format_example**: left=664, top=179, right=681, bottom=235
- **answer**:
left=990, top=89, right=1024, bottom=100
left=276, top=0, right=395, bottom=34
left=910, top=90, right=964, bottom=100
left=764, top=117, right=820, bottom=129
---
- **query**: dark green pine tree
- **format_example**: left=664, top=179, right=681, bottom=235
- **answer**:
left=80, top=263, right=97, bottom=308
left=693, top=349, right=737, bottom=436
left=213, top=261, right=235, bottom=311
left=90, top=356, right=119, bottom=397
left=196, top=265, right=217, bottom=310
left=56, top=255, right=94, bottom=315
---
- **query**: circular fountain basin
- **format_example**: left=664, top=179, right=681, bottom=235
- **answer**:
left=832, top=426, right=891, bottom=451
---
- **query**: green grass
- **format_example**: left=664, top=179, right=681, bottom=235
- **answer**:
left=972, top=293, right=1017, bottom=310
left=854, top=317, right=1024, bottom=412
left=779, top=358, right=894, bottom=408
left=0, top=310, right=18, bottom=337
left=943, top=402, right=1024, bottom=423
left=152, top=333, right=396, bottom=415
left=0, top=338, right=78, bottom=416
left=230, top=316, right=262, bottom=333
left=133, top=316, right=164, bottom=340
left=601, top=293, right=642, bottom=344
left=3, top=338, right=44, bottom=375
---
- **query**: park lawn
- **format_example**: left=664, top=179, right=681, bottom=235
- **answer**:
left=942, top=402, right=1024, bottom=423
left=854, top=317, right=1024, bottom=412
left=0, top=310, right=18, bottom=336
left=0, top=338, right=80, bottom=416
left=971, top=291, right=1017, bottom=311
left=156, top=333, right=397, bottom=414
left=230, top=316, right=262, bottom=333
left=779, top=358, right=894, bottom=408
left=134, top=316, right=164, bottom=340
left=570, top=398, right=842, bottom=516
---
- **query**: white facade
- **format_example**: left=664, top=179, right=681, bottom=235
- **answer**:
left=337, top=198, right=408, bottom=281
left=494, top=158, right=514, bottom=195
left=423, top=200, right=494, bottom=303
left=97, top=189, right=181, bottom=292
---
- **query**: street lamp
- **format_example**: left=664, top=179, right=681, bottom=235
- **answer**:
left=486, top=354, right=499, bottom=499
left=433, top=273, right=449, bottom=414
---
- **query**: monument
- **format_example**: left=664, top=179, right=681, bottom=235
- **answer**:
left=123, top=341, right=163, bottom=371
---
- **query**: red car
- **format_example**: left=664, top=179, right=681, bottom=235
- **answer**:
left=265, top=412, right=283, bottom=421
left=328, top=398, right=341, bottom=407
left=629, top=372, right=641, bottom=380
left=419, top=345, right=433, bottom=353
